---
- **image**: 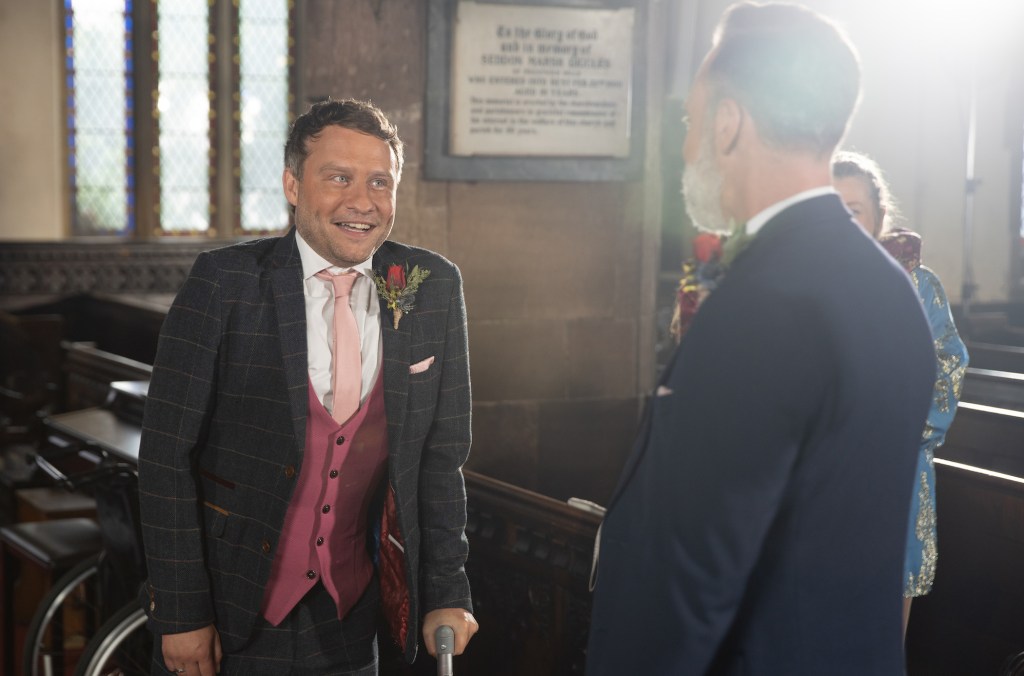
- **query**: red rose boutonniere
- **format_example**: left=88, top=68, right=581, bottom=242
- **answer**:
left=691, top=231, right=723, bottom=265
left=669, top=232, right=726, bottom=345
left=669, top=222, right=754, bottom=345
left=374, top=263, right=431, bottom=329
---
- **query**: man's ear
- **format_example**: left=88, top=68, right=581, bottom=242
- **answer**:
left=283, top=168, right=299, bottom=208
left=714, top=98, right=744, bottom=156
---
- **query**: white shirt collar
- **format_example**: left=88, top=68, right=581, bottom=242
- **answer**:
left=295, top=229, right=375, bottom=280
left=745, top=186, right=837, bottom=236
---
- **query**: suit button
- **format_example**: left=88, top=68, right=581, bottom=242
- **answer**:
left=284, top=465, right=295, bottom=478
left=316, top=536, right=324, bottom=546
left=336, top=436, right=345, bottom=445
left=322, top=504, right=330, bottom=514
left=261, top=539, right=271, bottom=554
left=306, top=570, right=316, bottom=579
left=329, top=469, right=339, bottom=479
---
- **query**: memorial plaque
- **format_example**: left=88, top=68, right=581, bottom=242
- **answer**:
left=449, top=2, right=635, bottom=157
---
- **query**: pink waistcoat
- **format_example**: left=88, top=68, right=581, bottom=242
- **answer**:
left=261, top=375, right=389, bottom=625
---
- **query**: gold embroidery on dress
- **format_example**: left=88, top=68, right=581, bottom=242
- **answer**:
left=931, top=372, right=952, bottom=415
left=949, top=359, right=965, bottom=398
left=904, top=267, right=965, bottom=600
left=920, top=432, right=936, bottom=464
left=905, top=470, right=938, bottom=597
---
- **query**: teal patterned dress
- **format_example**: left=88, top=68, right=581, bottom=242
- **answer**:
left=880, top=230, right=968, bottom=597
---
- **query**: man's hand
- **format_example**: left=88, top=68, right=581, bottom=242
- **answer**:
left=422, top=608, right=479, bottom=657
left=161, top=624, right=222, bottom=676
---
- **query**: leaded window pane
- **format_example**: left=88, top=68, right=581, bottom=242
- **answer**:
left=66, top=0, right=133, bottom=235
left=239, top=0, right=290, bottom=232
left=156, top=0, right=211, bottom=233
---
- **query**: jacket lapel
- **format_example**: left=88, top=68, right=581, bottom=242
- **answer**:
left=270, top=229, right=309, bottom=455
left=607, top=195, right=848, bottom=509
left=374, top=243, right=411, bottom=462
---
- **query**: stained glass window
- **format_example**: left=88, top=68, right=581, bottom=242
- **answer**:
left=156, top=0, right=212, bottom=233
left=238, top=0, right=292, bottom=232
left=64, top=0, right=134, bottom=235
left=64, top=0, right=293, bottom=238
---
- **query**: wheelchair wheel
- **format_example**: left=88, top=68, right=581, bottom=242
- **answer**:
left=22, top=553, right=102, bottom=676
left=1000, top=651, right=1024, bottom=676
left=73, top=602, right=150, bottom=676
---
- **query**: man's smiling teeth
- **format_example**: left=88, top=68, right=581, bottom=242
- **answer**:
left=337, top=222, right=371, bottom=231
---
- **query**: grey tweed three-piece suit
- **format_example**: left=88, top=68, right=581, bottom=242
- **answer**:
left=137, top=229, right=473, bottom=665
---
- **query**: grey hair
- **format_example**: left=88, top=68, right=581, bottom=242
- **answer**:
left=706, top=2, right=862, bottom=157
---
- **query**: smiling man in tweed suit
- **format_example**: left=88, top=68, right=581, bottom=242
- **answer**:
left=138, top=99, right=478, bottom=675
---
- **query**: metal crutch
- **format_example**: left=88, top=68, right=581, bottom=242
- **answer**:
left=435, top=625, right=455, bottom=676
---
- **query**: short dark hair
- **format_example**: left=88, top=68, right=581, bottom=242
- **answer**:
left=284, top=98, right=404, bottom=180
left=706, top=2, right=861, bottom=156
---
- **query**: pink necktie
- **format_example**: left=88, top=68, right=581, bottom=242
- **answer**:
left=315, top=270, right=361, bottom=423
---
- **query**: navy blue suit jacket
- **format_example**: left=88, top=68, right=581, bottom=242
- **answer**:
left=587, top=195, right=936, bottom=675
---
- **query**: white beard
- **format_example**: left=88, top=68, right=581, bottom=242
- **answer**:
left=681, top=132, right=729, bottom=234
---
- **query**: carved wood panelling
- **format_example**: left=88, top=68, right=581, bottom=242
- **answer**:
left=461, top=471, right=601, bottom=676
left=0, top=241, right=225, bottom=297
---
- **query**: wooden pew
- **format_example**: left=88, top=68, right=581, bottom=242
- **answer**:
left=455, top=471, right=599, bottom=676
left=62, top=341, right=152, bottom=412
left=962, top=367, right=1024, bottom=412
left=940, top=403, right=1024, bottom=478
left=966, top=342, right=1024, bottom=374
left=906, top=459, right=1024, bottom=676
left=5, top=294, right=167, bottom=419
left=1, top=312, right=65, bottom=444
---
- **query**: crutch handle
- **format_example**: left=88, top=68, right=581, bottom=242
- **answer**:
left=435, top=624, right=455, bottom=676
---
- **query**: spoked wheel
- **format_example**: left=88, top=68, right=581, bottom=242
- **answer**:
left=73, top=603, right=150, bottom=676
left=23, top=554, right=103, bottom=676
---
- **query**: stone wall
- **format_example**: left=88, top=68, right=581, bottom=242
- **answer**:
left=295, top=0, right=665, bottom=503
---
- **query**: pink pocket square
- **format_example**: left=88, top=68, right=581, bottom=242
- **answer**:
left=409, top=356, right=435, bottom=374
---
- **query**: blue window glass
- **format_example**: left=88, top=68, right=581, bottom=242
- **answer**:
left=65, top=0, right=134, bottom=235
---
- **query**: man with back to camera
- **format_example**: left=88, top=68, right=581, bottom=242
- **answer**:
left=587, top=3, right=936, bottom=674
left=138, top=99, right=478, bottom=675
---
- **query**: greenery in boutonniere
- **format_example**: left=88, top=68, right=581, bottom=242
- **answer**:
left=374, top=263, right=430, bottom=329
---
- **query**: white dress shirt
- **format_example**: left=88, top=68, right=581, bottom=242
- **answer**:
left=745, top=186, right=838, bottom=236
left=295, top=231, right=383, bottom=413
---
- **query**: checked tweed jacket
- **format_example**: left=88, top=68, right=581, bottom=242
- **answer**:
left=137, top=230, right=473, bottom=663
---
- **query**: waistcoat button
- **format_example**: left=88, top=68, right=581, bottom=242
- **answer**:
left=316, top=536, right=324, bottom=546
left=329, top=469, right=339, bottom=479
left=306, top=569, right=316, bottom=579
left=322, top=504, right=330, bottom=514
left=336, top=436, right=345, bottom=445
